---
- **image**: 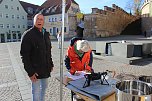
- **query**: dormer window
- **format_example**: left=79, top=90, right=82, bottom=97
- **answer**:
left=51, top=9, right=55, bottom=13
left=45, top=9, right=50, bottom=13
left=27, top=7, right=33, bottom=14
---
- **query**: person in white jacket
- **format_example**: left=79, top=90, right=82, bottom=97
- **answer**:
left=57, top=31, right=61, bottom=49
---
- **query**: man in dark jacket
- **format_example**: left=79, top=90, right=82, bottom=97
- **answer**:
left=20, top=13, right=54, bottom=101
left=76, top=17, right=84, bottom=38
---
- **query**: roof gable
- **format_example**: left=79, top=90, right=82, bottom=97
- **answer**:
left=19, top=1, right=41, bottom=16
left=40, top=0, right=72, bottom=15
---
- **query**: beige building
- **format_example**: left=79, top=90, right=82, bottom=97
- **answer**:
left=141, top=0, right=152, bottom=16
left=40, top=0, right=80, bottom=37
left=141, top=0, right=152, bottom=35
left=0, top=0, right=27, bottom=43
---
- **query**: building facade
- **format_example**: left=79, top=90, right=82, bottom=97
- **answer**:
left=141, top=0, right=152, bottom=34
left=0, top=0, right=27, bottom=43
left=41, top=0, right=80, bottom=37
left=141, top=0, right=152, bottom=16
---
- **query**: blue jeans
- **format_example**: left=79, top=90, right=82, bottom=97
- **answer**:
left=32, top=78, right=48, bottom=101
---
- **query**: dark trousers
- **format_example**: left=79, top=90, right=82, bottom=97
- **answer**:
left=76, top=26, right=84, bottom=38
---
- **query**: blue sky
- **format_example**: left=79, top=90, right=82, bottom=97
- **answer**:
left=21, top=0, right=129, bottom=13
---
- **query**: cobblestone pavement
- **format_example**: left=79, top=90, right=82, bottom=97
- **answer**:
left=0, top=36, right=152, bottom=101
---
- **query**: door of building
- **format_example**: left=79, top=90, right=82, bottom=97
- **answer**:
left=0, top=34, right=5, bottom=43
left=53, top=27, right=56, bottom=36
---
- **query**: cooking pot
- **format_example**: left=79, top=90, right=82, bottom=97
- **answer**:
left=116, top=80, right=152, bottom=101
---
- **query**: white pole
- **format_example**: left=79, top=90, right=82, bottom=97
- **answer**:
left=60, top=0, right=65, bottom=101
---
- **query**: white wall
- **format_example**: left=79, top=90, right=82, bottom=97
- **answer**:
left=0, top=0, right=27, bottom=42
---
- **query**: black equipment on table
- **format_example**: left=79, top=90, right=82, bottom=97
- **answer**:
left=83, top=71, right=111, bottom=88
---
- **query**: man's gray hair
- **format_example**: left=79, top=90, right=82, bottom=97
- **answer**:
left=33, top=13, right=44, bottom=25
left=76, top=40, right=90, bottom=52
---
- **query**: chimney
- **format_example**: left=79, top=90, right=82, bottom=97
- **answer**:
left=92, top=8, right=99, bottom=14
left=104, top=6, right=108, bottom=11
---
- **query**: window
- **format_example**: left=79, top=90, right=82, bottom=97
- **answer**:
left=27, top=7, right=33, bottom=14
left=50, top=29, right=52, bottom=33
left=12, top=24, right=15, bottom=28
left=17, top=15, right=19, bottom=19
left=64, top=27, right=66, bottom=32
left=17, top=7, right=19, bottom=10
left=55, top=18, right=57, bottom=22
left=13, top=34, right=16, bottom=39
left=22, top=16, right=24, bottom=19
left=7, top=34, right=11, bottom=40
left=12, top=15, right=15, bottom=19
left=23, top=25, right=25, bottom=28
left=0, top=24, right=4, bottom=28
left=52, top=18, right=54, bottom=22
left=45, top=9, right=50, bottom=13
left=59, top=17, right=62, bottom=21
left=57, top=28, right=58, bottom=33
left=18, top=25, right=20, bottom=28
left=51, top=8, right=55, bottom=13
left=18, top=33, right=21, bottom=39
left=6, top=14, right=8, bottom=18
left=5, top=5, right=8, bottom=9
left=0, top=13, right=2, bottom=18
left=6, top=24, right=10, bottom=28
left=49, top=18, right=51, bottom=22
left=11, top=6, right=13, bottom=9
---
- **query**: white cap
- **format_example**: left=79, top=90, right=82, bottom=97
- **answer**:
left=76, top=40, right=90, bottom=52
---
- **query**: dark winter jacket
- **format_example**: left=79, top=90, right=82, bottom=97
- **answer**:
left=20, top=26, right=54, bottom=79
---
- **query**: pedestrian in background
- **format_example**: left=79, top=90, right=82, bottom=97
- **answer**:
left=57, top=31, right=61, bottom=49
left=144, top=31, right=147, bottom=37
left=76, top=17, right=84, bottom=38
left=20, top=13, right=54, bottom=101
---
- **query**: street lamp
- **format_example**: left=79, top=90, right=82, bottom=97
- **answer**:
left=60, top=0, right=66, bottom=101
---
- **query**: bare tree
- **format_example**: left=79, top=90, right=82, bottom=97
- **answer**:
left=125, top=0, right=134, bottom=15
left=125, top=0, right=144, bottom=15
